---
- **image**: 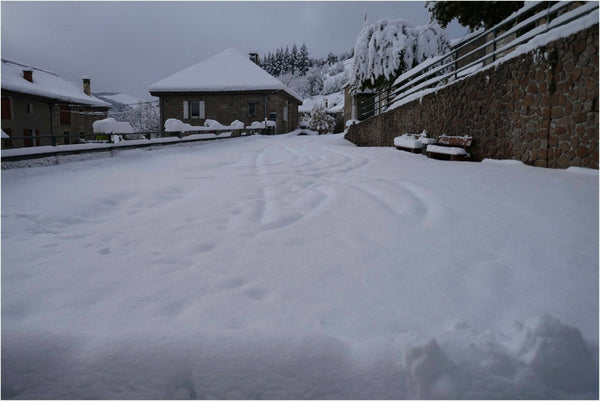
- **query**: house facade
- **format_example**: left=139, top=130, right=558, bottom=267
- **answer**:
left=1, top=59, right=111, bottom=148
left=149, top=48, right=302, bottom=134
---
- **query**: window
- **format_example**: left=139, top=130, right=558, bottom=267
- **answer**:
left=26, top=103, right=33, bottom=114
left=183, top=101, right=205, bottom=119
left=190, top=102, right=200, bottom=118
left=60, top=106, right=71, bottom=125
left=1, top=97, right=12, bottom=120
left=35, top=129, right=41, bottom=146
left=63, top=131, right=70, bottom=145
left=248, top=102, right=256, bottom=117
left=268, top=112, right=277, bottom=121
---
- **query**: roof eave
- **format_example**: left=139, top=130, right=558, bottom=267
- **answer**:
left=1, top=87, right=111, bottom=109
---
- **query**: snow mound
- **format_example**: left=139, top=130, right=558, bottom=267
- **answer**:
left=204, top=119, right=226, bottom=129
left=230, top=120, right=245, bottom=129
left=426, top=144, right=469, bottom=156
left=394, top=131, right=436, bottom=149
left=164, top=118, right=194, bottom=132
left=249, top=120, right=276, bottom=129
left=506, top=314, right=597, bottom=394
left=92, top=118, right=134, bottom=134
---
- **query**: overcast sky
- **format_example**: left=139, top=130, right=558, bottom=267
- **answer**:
left=1, top=1, right=468, bottom=101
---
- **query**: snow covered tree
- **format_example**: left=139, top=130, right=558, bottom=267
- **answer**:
left=291, top=44, right=299, bottom=74
left=283, top=46, right=291, bottom=74
left=427, top=1, right=524, bottom=30
left=306, top=70, right=324, bottom=96
left=298, top=43, right=310, bottom=75
left=108, top=102, right=160, bottom=135
left=308, top=103, right=335, bottom=134
left=326, top=52, right=339, bottom=65
left=349, top=19, right=449, bottom=91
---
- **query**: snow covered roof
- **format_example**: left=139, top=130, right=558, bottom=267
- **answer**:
left=148, top=48, right=302, bottom=103
left=1, top=59, right=111, bottom=108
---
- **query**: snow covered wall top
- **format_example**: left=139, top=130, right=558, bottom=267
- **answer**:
left=1, top=59, right=111, bottom=108
left=350, top=20, right=450, bottom=90
left=148, top=48, right=303, bottom=102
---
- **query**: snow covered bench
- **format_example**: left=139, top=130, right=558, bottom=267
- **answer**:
left=426, top=135, right=473, bottom=161
left=394, top=132, right=436, bottom=153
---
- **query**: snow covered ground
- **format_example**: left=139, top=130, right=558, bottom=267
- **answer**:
left=2, top=134, right=598, bottom=399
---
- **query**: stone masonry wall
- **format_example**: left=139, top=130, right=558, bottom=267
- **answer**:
left=161, top=91, right=299, bottom=134
left=346, top=24, right=599, bottom=169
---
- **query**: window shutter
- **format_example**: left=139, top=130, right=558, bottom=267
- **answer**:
left=2, top=97, right=12, bottom=120
left=199, top=101, right=205, bottom=119
left=183, top=101, right=189, bottom=119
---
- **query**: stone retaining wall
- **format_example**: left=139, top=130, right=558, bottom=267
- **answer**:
left=346, top=24, right=599, bottom=169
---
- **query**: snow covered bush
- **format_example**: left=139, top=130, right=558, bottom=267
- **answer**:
left=350, top=19, right=450, bottom=90
left=204, top=119, right=226, bottom=129
left=230, top=120, right=244, bottom=129
left=165, top=118, right=194, bottom=132
left=92, top=118, right=134, bottom=134
left=308, top=104, right=335, bottom=134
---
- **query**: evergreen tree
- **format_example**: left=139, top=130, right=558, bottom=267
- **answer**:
left=291, top=44, right=299, bottom=74
left=283, top=46, right=291, bottom=74
left=274, top=48, right=284, bottom=76
left=298, top=43, right=310, bottom=75
left=427, top=1, right=524, bottom=30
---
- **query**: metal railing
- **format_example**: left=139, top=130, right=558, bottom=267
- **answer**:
left=1, top=131, right=163, bottom=149
left=0, top=127, right=263, bottom=150
left=357, top=1, right=598, bottom=120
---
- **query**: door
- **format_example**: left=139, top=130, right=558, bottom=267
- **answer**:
left=24, top=129, right=32, bottom=147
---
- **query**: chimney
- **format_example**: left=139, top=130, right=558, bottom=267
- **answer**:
left=82, top=76, right=91, bottom=96
left=249, top=51, right=259, bottom=65
left=23, top=69, right=33, bottom=82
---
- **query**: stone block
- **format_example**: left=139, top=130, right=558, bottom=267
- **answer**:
left=557, top=154, right=571, bottom=168
left=573, top=112, right=587, bottom=123
left=570, top=136, right=579, bottom=148
left=577, top=146, right=590, bottom=158
left=551, top=107, right=563, bottom=119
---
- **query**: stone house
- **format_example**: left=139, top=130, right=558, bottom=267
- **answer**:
left=1, top=59, right=111, bottom=149
left=149, top=48, right=302, bottom=134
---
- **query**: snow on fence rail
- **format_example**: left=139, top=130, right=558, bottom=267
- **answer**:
left=358, top=1, right=599, bottom=119
left=1, top=130, right=254, bottom=166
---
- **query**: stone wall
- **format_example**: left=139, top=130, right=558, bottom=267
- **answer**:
left=346, top=24, right=599, bottom=169
left=160, top=91, right=299, bottom=134
left=1, top=93, right=108, bottom=148
left=54, top=105, right=109, bottom=144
